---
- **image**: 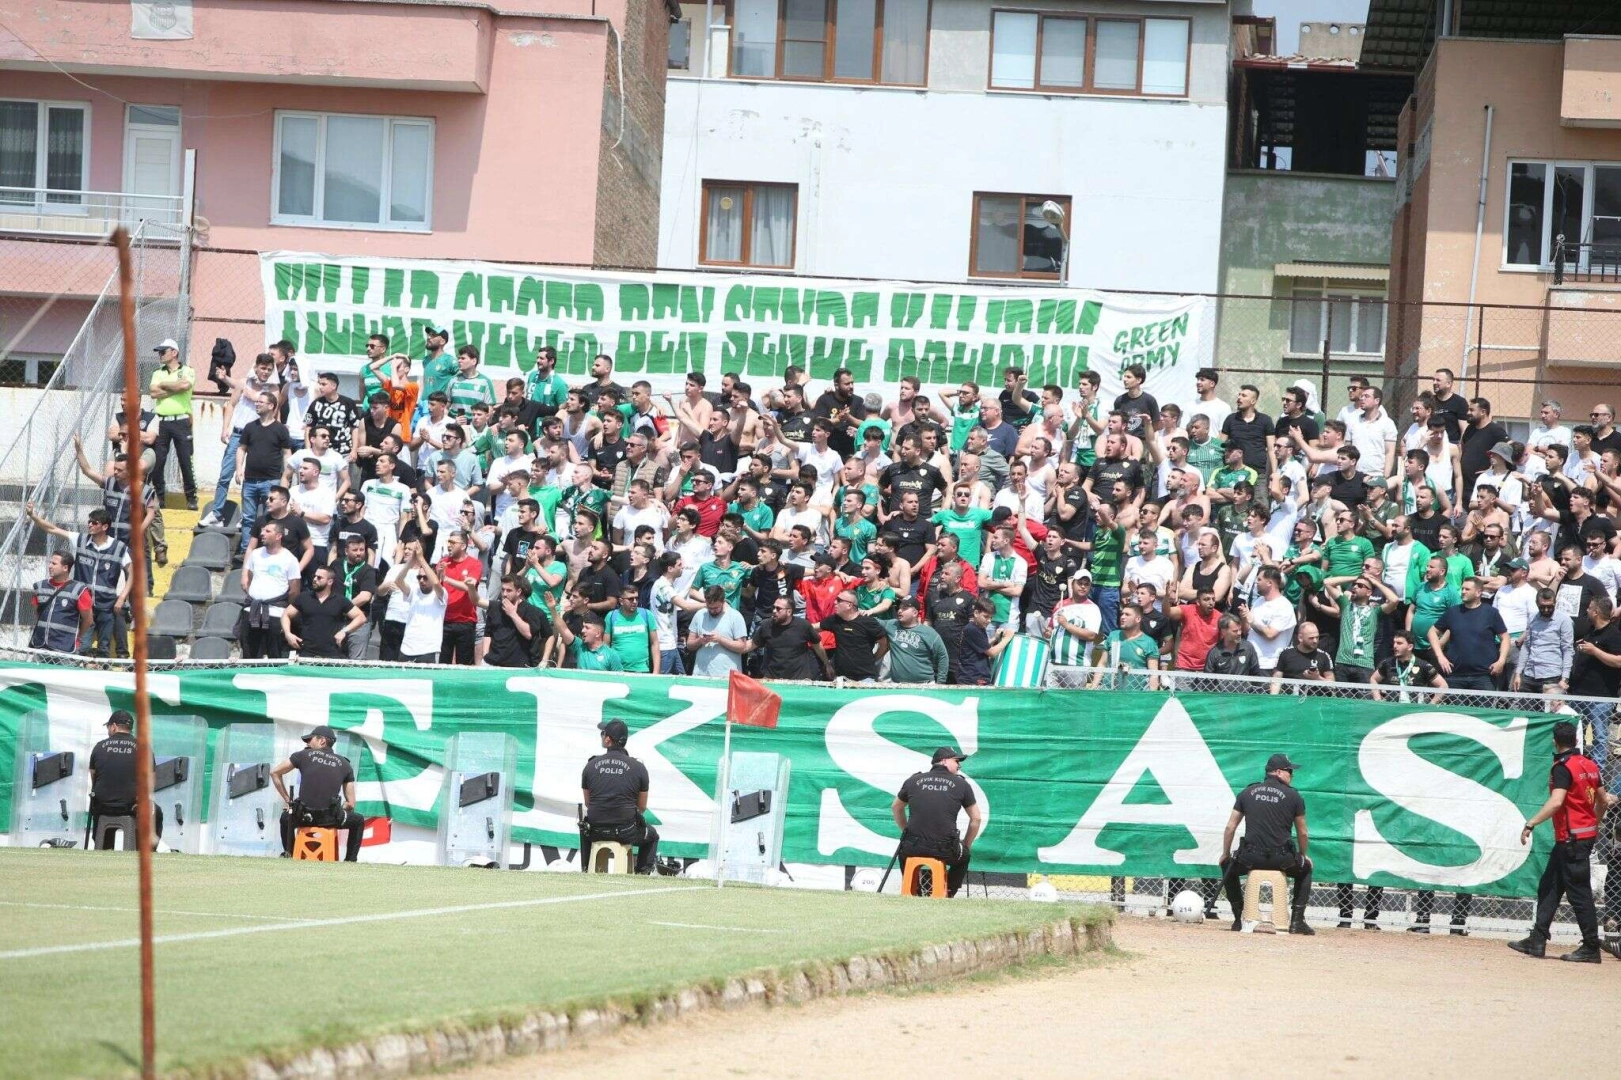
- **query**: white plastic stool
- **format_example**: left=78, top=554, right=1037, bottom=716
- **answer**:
left=590, top=841, right=631, bottom=874
left=1244, top=869, right=1290, bottom=933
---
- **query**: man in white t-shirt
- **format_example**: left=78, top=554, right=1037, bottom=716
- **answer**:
left=1492, top=558, right=1538, bottom=642
left=1048, top=571, right=1103, bottom=666
left=484, top=429, right=532, bottom=494
left=394, top=545, right=447, bottom=663
left=240, top=519, right=302, bottom=659
left=612, top=479, right=670, bottom=548
left=1526, top=399, right=1572, bottom=454
left=1345, top=386, right=1397, bottom=477
left=289, top=459, right=336, bottom=573
left=1242, top=566, right=1296, bottom=672
left=285, top=424, right=349, bottom=497
left=361, top=452, right=412, bottom=564
left=1124, top=530, right=1176, bottom=600
left=790, top=418, right=843, bottom=497
left=425, top=459, right=470, bottom=559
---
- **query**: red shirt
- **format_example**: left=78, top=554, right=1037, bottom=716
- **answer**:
left=1174, top=603, right=1221, bottom=671
left=674, top=495, right=726, bottom=537
left=438, top=555, right=482, bottom=624
left=1010, top=517, right=1048, bottom=571
left=915, top=557, right=979, bottom=617
left=799, top=573, right=848, bottom=650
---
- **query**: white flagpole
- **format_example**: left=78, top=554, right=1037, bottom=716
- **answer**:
left=715, top=715, right=733, bottom=889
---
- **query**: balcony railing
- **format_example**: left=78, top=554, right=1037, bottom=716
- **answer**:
left=0, top=186, right=189, bottom=238
left=1551, top=233, right=1621, bottom=285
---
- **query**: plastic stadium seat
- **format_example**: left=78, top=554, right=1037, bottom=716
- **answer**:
left=197, top=500, right=241, bottom=533
left=184, top=531, right=233, bottom=572
left=188, top=636, right=234, bottom=661
left=150, top=599, right=196, bottom=639
left=165, top=564, right=214, bottom=605
left=198, top=601, right=243, bottom=641
left=146, top=635, right=178, bottom=661
left=216, top=573, right=247, bottom=606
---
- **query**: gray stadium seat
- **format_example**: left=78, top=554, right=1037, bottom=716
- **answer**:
left=150, top=599, right=195, bottom=639
left=184, top=531, right=233, bottom=572
left=216, top=573, right=247, bottom=606
left=198, top=601, right=242, bottom=641
left=165, top=564, right=214, bottom=604
left=147, top=635, right=178, bottom=661
left=188, top=636, right=234, bottom=661
left=197, top=500, right=241, bottom=533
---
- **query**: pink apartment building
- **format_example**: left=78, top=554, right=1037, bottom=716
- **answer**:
left=0, top=0, right=674, bottom=379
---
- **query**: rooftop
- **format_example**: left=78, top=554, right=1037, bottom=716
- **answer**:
left=1363, top=0, right=1621, bottom=73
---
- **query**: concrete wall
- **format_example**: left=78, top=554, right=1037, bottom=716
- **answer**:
left=660, top=0, right=1229, bottom=292
left=1216, top=170, right=1394, bottom=407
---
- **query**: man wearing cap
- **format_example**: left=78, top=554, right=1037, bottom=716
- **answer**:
left=419, top=324, right=458, bottom=403
left=1218, top=753, right=1315, bottom=935
left=891, top=748, right=982, bottom=898
left=580, top=718, right=658, bottom=874
left=89, top=710, right=162, bottom=846
left=271, top=725, right=363, bottom=862
left=148, top=338, right=198, bottom=511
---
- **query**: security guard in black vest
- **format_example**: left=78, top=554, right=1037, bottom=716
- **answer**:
left=88, top=710, right=162, bottom=845
left=1218, top=753, right=1315, bottom=935
left=891, top=747, right=983, bottom=898
left=272, top=725, right=364, bottom=861
left=580, top=718, right=659, bottom=873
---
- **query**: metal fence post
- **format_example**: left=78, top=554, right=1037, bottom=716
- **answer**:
left=1320, top=298, right=1333, bottom=408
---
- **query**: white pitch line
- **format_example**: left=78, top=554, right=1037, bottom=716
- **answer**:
left=648, top=921, right=788, bottom=934
left=0, top=885, right=709, bottom=962
left=0, top=901, right=322, bottom=923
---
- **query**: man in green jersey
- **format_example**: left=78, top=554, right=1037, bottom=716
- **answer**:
left=525, top=344, right=571, bottom=420
left=1094, top=602, right=1160, bottom=691
left=419, top=324, right=458, bottom=400
left=931, top=483, right=995, bottom=568
left=446, top=345, right=497, bottom=423
left=1310, top=574, right=1401, bottom=683
left=548, top=595, right=624, bottom=671
left=833, top=488, right=878, bottom=566
left=604, top=585, right=658, bottom=673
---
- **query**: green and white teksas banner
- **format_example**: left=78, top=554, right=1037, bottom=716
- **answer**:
left=0, top=663, right=1558, bottom=896
left=259, top=252, right=1212, bottom=409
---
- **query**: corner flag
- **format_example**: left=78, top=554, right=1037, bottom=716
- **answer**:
left=726, top=670, right=781, bottom=729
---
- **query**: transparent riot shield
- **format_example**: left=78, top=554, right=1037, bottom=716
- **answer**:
left=8, top=710, right=91, bottom=847
left=150, top=715, right=208, bottom=854
left=207, top=723, right=280, bottom=857
left=708, top=751, right=792, bottom=884
left=437, top=732, right=517, bottom=867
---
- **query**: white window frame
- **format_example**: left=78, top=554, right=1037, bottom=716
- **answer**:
left=1501, top=158, right=1621, bottom=270
left=0, top=99, right=91, bottom=207
left=270, top=110, right=434, bottom=233
left=1288, top=285, right=1387, bottom=358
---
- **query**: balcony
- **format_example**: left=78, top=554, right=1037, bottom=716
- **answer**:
left=1562, top=36, right=1621, bottom=128
left=1550, top=237, right=1621, bottom=286
left=0, top=186, right=188, bottom=239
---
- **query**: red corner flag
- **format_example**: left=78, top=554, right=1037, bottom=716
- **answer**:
left=727, top=670, right=782, bottom=729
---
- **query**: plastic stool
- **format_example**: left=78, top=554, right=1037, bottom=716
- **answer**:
left=1244, top=869, right=1289, bottom=932
left=294, top=827, right=339, bottom=862
left=94, top=815, right=137, bottom=851
left=590, top=841, right=631, bottom=874
left=901, top=857, right=948, bottom=897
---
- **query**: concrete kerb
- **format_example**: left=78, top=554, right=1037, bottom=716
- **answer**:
left=190, top=914, right=1113, bottom=1080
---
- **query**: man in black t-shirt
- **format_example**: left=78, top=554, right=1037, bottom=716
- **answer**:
left=483, top=575, right=547, bottom=668
left=891, top=747, right=982, bottom=897
left=328, top=491, right=378, bottom=567
left=879, top=436, right=948, bottom=514
left=1217, top=753, right=1314, bottom=934
left=272, top=725, right=363, bottom=860
left=1271, top=621, right=1334, bottom=693
left=749, top=542, right=805, bottom=621
left=333, top=536, right=378, bottom=660
left=883, top=492, right=936, bottom=574
left=928, top=561, right=977, bottom=682
left=282, top=565, right=366, bottom=659
left=751, top=598, right=826, bottom=680
left=580, top=718, right=659, bottom=873
left=500, top=499, right=545, bottom=577
left=89, top=710, right=162, bottom=842
left=817, top=589, right=889, bottom=680
left=235, top=393, right=293, bottom=560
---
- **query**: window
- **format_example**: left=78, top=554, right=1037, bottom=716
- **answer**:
left=701, top=181, right=798, bottom=268
left=727, top=0, right=929, bottom=86
left=969, top=192, right=1068, bottom=279
left=1504, top=159, right=1621, bottom=268
left=272, top=112, right=433, bottom=231
left=0, top=100, right=90, bottom=206
left=670, top=18, right=692, bottom=69
left=989, top=12, right=1188, bottom=96
left=1289, top=288, right=1386, bottom=356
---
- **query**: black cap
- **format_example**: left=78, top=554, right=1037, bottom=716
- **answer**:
left=989, top=506, right=1014, bottom=525
left=105, top=710, right=134, bottom=729
left=425, top=323, right=449, bottom=338
left=302, top=725, right=337, bottom=744
left=932, top=746, right=968, bottom=764
left=598, top=718, right=629, bottom=744
left=1266, top=753, right=1299, bottom=773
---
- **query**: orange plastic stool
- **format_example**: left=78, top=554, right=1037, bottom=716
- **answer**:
left=294, top=826, right=339, bottom=862
left=901, top=857, right=948, bottom=897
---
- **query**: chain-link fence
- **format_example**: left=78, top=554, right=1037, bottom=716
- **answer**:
left=0, top=222, right=191, bottom=648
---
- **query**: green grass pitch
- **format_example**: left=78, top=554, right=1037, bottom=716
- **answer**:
left=0, top=850, right=1102, bottom=1078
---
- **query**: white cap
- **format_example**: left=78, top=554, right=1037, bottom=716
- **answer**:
left=154, top=338, right=179, bottom=353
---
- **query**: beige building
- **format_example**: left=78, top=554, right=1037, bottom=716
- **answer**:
left=1370, top=1, right=1621, bottom=424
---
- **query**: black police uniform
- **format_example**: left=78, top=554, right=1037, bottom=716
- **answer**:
left=88, top=731, right=163, bottom=842
left=580, top=746, right=658, bottom=873
left=1218, top=774, right=1313, bottom=924
left=896, top=765, right=976, bottom=897
left=279, top=747, right=364, bottom=861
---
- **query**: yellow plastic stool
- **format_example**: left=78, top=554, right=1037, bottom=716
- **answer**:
left=590, top=841, right=631, bottom=874
left=294, top=827, right=339, bottom=862
left=1243, top=869, right=1289, bottom=932
left=901, top=857, right=948, bottom=897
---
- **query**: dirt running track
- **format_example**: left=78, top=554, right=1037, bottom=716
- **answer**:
left=463, top=917, right=1608, bottom=1079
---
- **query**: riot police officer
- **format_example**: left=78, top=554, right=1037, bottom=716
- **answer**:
left=88, top=710, right=162, bottom=845
left=271, top=725, right=364, bottom=861
left=580, top=718, right=659, bottom=873
left=891, top=747, right=983, bottom=898
left=1218, top=752, right=1315, bottom=935
left=1508, top=720, right=1613, bottom=963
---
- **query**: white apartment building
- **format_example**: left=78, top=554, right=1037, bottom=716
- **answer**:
left=660, top=0, right=1237, bottom=292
